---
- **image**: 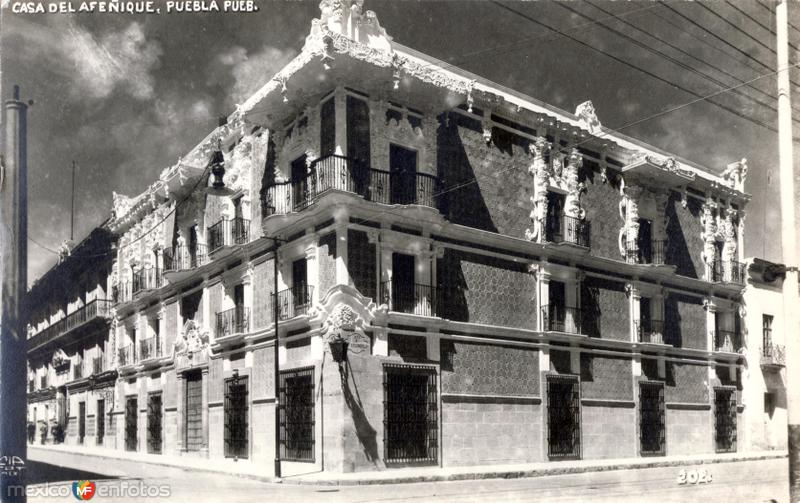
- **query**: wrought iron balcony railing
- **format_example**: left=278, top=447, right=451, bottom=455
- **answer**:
left=163, top=245, right=208, bottom=272
left=707, top=260, right=747, bottom=285
left=216, top=306, right=250, bottom=336
left=132, top=266, right=163, bottom=295
left=92, top=357, right=104, bottom=375
left=272, top=286, right=314, bottom=321
left=379, top=281, right=445, bottom=318
left=545, top=215, right=591, bottom=248
left=761, top=343, right=786, bottom=367
left=263, top=155, right=439, bottom=216
left=139, top=337, right=161, bottom=361
left=27, top=299, right=113, bottom=351
left=714, top=329, right=743, bottom=353
left=541, top=304, right=583, bottom=334
left=118, top=344, right=136, bottom=367
left=625, top=240, right=667, bottom=265
left=637, top=319, right=665, bottom=344
left=208, top=217, right=250, bottom=253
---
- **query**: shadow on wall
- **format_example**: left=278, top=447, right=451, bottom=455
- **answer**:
left=664, top=295, right=683, bottom=347
left=437, top=112, right=498, bottom=233
left=665, top=193, right=699, bottom=279
left=339, top=360, right=379, bottom=464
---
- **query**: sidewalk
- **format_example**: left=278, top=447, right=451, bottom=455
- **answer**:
left=29, top=443, right=787, bottom=486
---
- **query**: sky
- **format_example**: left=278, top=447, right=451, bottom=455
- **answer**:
left=2, top=0, right=799, bottom=287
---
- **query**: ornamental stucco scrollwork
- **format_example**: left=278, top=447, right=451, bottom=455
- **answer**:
left=524, top=137, right=551, bottom=243
left=721, top=207, right=739, bottom=263
left=700, top=198, right=720, bottom=268
left=575, top=100, right=602, bottom=135
left=618, top=181, right=643, bottom=261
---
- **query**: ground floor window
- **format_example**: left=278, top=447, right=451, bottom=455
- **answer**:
left=78, top=402, right=86, bottom=444
left=279, top=367, right=315, bottom=462
left=96, top=399, right=105, bottom=443
left=125, top=396, right=137, bottom=452
left=714, top=387, right=737, bottom=453
left=639, top=381, right=665, bottom=456
left=547, top=374, right=581, bottom=460
left=184, top=371, right=203, bottom=452
left=383, top=364, right=438, bottom=465
left=224, top=373, right=248, bottom=459
left=147, top=392, right=163, bottom=454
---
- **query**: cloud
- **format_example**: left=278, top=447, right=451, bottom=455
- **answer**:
left=214, top=44, right=297, bottom=106
left=6, top=17, right=161, bottom=100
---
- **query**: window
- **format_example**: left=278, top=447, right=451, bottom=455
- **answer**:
left=125, top=396, right=137, bottom=452
left=78, top=402, right=86, bottom=444
left=147, top=392, right=163, bottom=454
left=184, top=371, right=203, bottom=452
left=389, top=144, right=418, bottom=205
left=346, top=95, right=371, bottom=165
left=320, top=98, right=335, bottom=157
left=96, top=399, right=105, bottom=443
left=637, top=218, right=653, bottom=263
left=545, top=191, right=565, bottom=242
left=763, top=314, right=774, bottom=350
left=181, top=291, right=202, bottom=325
left=390, top=253, right=416, bottom=314
left=639, top=382, right=665, bottom=456
left=383, top=364, right=438, bottom=464
left=290, top=155, right=309, bottom=211
left=546, top=374, right=581, bottom=459
left=279, top=367, right=315, bottom=462
left=224, top=374, right=249, bottom=458
left=714, top=387, right=737, bottom=453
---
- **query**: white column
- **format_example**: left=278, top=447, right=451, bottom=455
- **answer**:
left=157, top=304, right=166, bottom=356
left=242, top=264, right=254, bottom=335
left=535, top=264, right=550, bottom=331
left=335, top=224, right=349, bottom=287
left=704, top=298, right=717, bottom=352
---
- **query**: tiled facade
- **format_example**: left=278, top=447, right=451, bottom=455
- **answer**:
left=27, top=0, right=775, bottom=477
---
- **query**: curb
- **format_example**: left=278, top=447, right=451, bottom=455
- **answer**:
left=29, top=446, right=786, bottom=487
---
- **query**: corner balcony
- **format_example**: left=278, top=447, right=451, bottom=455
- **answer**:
left=707, top=260, right=747, bottom=286
left=262, top=155, right=438, bottom=220
left=139, top=336, right=163, bottom=363
left=163, top=245, right=209, bottom=283
left=636, top=319, right=666, bottom=345
left=273, top=286, right=314, bottom=321
left=117, top=344, right=136, bottom=367
left=27, top=299, right=113, bottom=354
left=379, top=281, right=445, bottom=318
left=625, top=240, right=668, bottom=266
left=216, top=306, right=250, bottom=337
left=761, top=343, right=785, bottom=370
left=208, top=217, right=250, bottom=255
left=541, top=304, right=584, bottom=335
left=714, top=329, right=743, bottom=354
left=545, top=215, right=591, bottom=249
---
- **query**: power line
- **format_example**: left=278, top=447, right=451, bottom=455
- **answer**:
left=756, top=0, right=800, bottom=38
left=696, top=1, right=777, bottom=56
left=562, top=1, right=800, bottom=124
left=493, top=1, right=799, bottom=140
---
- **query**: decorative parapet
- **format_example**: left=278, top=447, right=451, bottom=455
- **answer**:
left=574, top=100, right=602, bottom=135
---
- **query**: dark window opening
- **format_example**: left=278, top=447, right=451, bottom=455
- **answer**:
left=184, top=371, right=203, bottom=452
left=291, top=155, right=309, bottom=211
left=383, top=365, right=438, bottom=464
left=181, top=291, right=202, bottom=325
left=547, top=375, right=580, bottom=459
left=125, top=396, right=137, bottom=452
left=638, top=218, right=653, bottom=263
left=279, top=367, right=315, bottom=462
left=390, top=253, right=416, bottom=313
left=292, top=258, right=310, bottom=309
left=96, top=399, right=105, bottom=443
left=389, top=144, right=418, bottom=205
left=224, top=374, right=249, bottom=458
left=639, top=382, right=665, bottom=456
left=78, top=402, right=86, bottom=444
left=320, top=98, right=336, bottom=157
left=147, top=392, right=163, bottom=454
left=714, top=387, right=737, bottom=453
left=545, top=191, right=565, bottom=242
left=346, top=95, right=371, bottom=165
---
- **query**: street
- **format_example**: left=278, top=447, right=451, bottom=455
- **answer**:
left=22, top=449, right=788, bottom=502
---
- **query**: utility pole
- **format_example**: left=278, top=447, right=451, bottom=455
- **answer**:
left=1, top=85, right=29, bottom=503
left=272, top=238, right=281, bottom=479
left=70, top=161, right=75, bottom=241
left=776, top=1, right=800, bottom=500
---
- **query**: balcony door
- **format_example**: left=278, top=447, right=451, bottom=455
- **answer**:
left=290, top=155, right=308, bottom=210
left=292, top=259, right=309, bottom=316
left=392, top=253, right=416, bottom=314
left=234, top=284, right=245, bottom=332
left=390, top=144, right=417, bottom=205
left=638, top=218, right=653, bottom=263
left=547, top=280, right=567, bottom=332
left=184, top=371, right=203, bottom=452
left=546, top=191, right=565, bottom=241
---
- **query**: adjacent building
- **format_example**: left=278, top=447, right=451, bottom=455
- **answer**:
left=27, top=0, right=774, bottom=476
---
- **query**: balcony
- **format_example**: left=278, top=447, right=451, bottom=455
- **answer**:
left=541, top=305, right=583, bottom=334
left=761, top=343, right=786, bottom=369
left=216, top=306, right=250, bottom=337
left=139, top=337, right=161, bottom=361
left=164, top=245, right=208, bottom=271
left=208, top=217, right=250, bottom=253
left=707, top=260, right=747, bottom=285
left=637, top=319, right=665, bottom=344
left=379, top=282, right=444, bottom=317
left=133, top=266, right=163, bottom=295
left=273, top=286, right=314, bottom=321
left=545, top=215, right=591, bottom=248
left=263, top=155, right=439, bottom=216
left=714, top=329, right=743, bottom=353
left=118, top=344, right=136, bottom=367
left=625, top=240, right=667, bottom=266
left=27, top=299, right=113, bottom=354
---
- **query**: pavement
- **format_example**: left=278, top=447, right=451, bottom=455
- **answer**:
left=22, top=447, right=791, bottom=502
left=27, top=443, right=787, bottom=485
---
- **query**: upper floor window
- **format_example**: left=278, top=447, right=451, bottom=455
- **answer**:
left=320, top=98, right=335, bottom=157
left=763, top=314, right=774, bottom=349
left=181, top=291, right=202, bottom=325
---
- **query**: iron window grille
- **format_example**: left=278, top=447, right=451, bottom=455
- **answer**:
left=383, top=364, right=438, bottom=465
left=546, top=374, right=581, bottom=460
left=125, top=396, right=138, bottom=452
left=147, top=392, right=163, bottom=455
left=78, top=402, right=86, bottom=444
left=184, top=371, right=203, bottom=452
left=224, top=374, right=249, bottom=459
left=278, top=367, right=315, bottom=462
left=639, top=381, right=666, bottom=456
left=96, top=399, right=105, bottom=443
left=714, top=386, right=737, bottom=453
